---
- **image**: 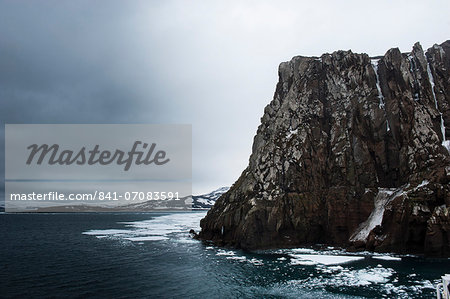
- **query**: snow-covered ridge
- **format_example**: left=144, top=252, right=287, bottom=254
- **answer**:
left=192, top=187, right=230, bottom=209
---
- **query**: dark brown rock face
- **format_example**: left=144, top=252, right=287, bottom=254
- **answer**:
left=198, top=41, right=450, bottom=257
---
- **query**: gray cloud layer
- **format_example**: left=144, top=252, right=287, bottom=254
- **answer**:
left=1, top=0, right=449, bottom=193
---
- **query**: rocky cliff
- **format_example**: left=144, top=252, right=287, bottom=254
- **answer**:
left=198, top=41, right=450, bottom=257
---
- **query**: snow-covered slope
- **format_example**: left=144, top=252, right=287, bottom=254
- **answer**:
left=118, top=187, right=229, bottom=210
left=192, top=187, right=229, bottom=210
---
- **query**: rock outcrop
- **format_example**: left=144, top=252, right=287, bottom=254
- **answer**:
left=198, top=41, right=450, bottom=257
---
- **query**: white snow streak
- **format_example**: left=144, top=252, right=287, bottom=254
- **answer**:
left=350, top=188, right=396, bottom=242
left=371, top=60, right=390, bottom=132
left=426, top=62, right=449, bottom=153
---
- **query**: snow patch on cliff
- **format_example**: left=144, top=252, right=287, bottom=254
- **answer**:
left=371, top=59, right=390, bottom=131
left=427, top=61, right=449, bottom=153
left=286, top=128, right=298, bottom=138
left=350, top=188, right=397, bottom=242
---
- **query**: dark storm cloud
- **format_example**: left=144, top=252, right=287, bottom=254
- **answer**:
left=0, top=1, right=167, bottom=189
left=1, top=0, right=449, bottom=194
left=0, top=1, right=164, bottom=124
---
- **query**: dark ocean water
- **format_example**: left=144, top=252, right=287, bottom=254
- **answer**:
left=0, top=212, right=448, bottom=298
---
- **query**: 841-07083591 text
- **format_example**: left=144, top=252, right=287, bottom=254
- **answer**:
left=9, top=191, right=181, bottom=201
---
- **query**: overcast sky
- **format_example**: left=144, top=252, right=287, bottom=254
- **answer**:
left=0, top=0, right=449, bottom=194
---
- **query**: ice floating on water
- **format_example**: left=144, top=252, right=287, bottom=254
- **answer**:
left=248, top=258, right=264, bottom=266
left=226, top=256, right=247, bottom=262
left=289, top=254, right=364, bottom=265
left=313, top=265, right=394, bottom=286
left=82, top=212, right=206, bottom=243
left=290, top=259, right=317, bottom=266
left=223, top=253, right=263, bottom=265
left=353, top=267, right=393, bottom=285
left=290, top=248, right=317, bottom=254
left=81, top=213, right=441, bottom=298
left=82, top=229, right=131, bottom=236
left=372, top=255, right=402, bottom=261
left=216, top=250, right=236, bottom=256
left=124, top=236, right=169, bottom=241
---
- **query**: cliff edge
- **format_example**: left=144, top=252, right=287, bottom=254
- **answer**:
left=198, top=41, right=450, bottom=257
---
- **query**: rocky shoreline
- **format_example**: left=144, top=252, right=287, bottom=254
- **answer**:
left=197, top=41, right=450, bottom=257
